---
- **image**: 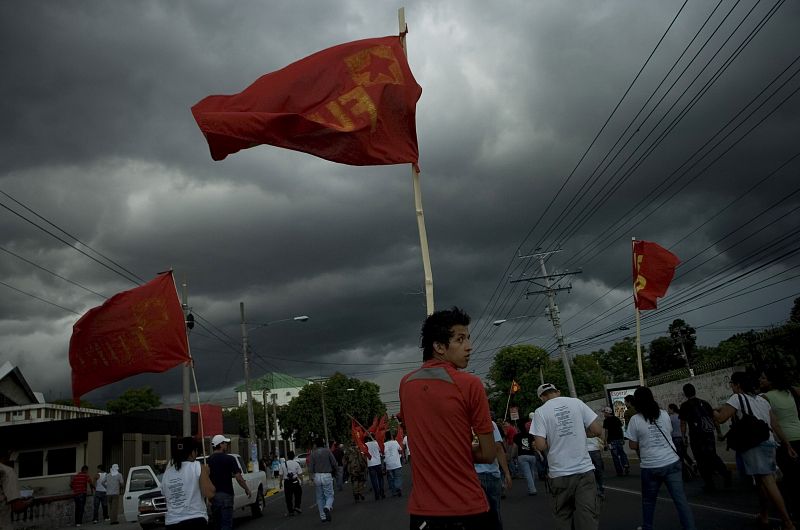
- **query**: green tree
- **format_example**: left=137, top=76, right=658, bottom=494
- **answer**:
left=52, top=398, right=97, bottom=409
left=669, top=319, right=697, bottom=366
left=592, top=338, right=641, bottom=382
left=105, top=387, right=161, bottom=414
left=570, top=354, right=607, bottom=396
left=648, top=336, right=684, bottom=375
left=281, top=373, right=384, bottom=449
left=486, top=344, right=549, bottom=417
left=222, top=400, right=270, bottom=439
left=791, top=297, right=800, bottom=324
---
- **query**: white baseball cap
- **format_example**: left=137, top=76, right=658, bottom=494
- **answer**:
left=537, top=383, right=558, bottom=396
left=211, top=434, right=231, bottom=447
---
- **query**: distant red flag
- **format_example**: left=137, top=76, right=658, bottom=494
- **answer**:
left=69, top=272, right=189, bottom=402
left=351, top=418, right=369, bottom=456
left=374, top=413, right=389, bottom=452
left=510, top=380, right=521, bottom=394
left=191, top=36, right=422, bottom=168
left=632, top=240, right=680, bottom=310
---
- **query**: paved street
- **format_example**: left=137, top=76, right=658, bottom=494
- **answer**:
left=76, top=453, right=789, bottom=530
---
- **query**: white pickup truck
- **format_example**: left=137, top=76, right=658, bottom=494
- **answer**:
left=123, top=454, right=268, bottom=528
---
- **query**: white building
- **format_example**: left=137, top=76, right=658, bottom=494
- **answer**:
left=0, top=361, right=108, bottom=426
left=235, top=372, right=310, bottom=407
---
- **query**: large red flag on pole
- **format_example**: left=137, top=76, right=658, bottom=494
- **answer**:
left=69, top=272, right=190, bottom=402
left=632, top=240, right=680, bottom=310
left=191, top=36, right=422, bottom=168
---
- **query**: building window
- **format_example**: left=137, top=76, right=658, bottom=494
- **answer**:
left=47, top=448, right=76, bottom=475
left=17, top=451, right=44, bottom=478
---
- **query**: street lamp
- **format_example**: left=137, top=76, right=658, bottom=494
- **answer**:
left=240, top=302, right=309, bottom=472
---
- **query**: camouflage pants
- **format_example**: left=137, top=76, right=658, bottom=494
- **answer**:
left=350, top=472, right=366, bottom=497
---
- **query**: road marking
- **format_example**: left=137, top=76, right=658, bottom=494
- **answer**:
left=603, top=485, right=776, bottom=520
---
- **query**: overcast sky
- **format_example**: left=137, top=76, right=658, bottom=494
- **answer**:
left=2, top=0, right=798, bottom=414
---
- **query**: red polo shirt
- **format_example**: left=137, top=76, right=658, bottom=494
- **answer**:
left=399, top=359, right=492, bottom=516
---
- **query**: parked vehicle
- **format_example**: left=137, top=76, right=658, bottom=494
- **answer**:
left=123, top=454, right=268, bottom=529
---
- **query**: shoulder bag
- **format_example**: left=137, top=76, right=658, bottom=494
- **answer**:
left=726, top=394, right=770, bottom=452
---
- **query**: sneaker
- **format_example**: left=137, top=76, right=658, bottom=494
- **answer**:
left=92, top=521, right=98, bottom=525
left=294, top=507, right=302, bottom=514
left=323, top=507, right=332, bottom=522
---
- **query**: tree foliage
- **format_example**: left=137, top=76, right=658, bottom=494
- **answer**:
left=281, top=373, right=385, bottom=449
left=105, top=387, right=161, bottom=414
left=486, top=344, right=549, bottom=417
left=591, top=338, right=641, bottom=383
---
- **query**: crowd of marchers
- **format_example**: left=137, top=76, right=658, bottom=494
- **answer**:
left=6, top=307, right=797, bottom=530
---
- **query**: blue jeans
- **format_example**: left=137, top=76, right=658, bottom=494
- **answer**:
left=74, top=493, right=87, bottom=525
left=92, top=491, right=108, bottom=521
left=368, top=465, right=384, bottom=499
left=386, top=467, right=403, bottom=495
left=210, top=491, right=234, bottom=530
left=313, top=472, right=334, bottom=520
left=518, top=454, right=538, bottom=494
left=609, top=439, right=629, bottom=475
left=477, top=472, right=503, bottom=530
left=640, top=460, right=696, bottom=530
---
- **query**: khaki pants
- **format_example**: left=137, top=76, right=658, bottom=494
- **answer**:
left=108, top=495, right=121, bottom=523
left=548, top=470, right=601, bottom=530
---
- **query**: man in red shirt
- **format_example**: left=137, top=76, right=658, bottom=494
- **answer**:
left=70, top=465, right=92, bottom=526
left=399, top=306, right=496, bottom=530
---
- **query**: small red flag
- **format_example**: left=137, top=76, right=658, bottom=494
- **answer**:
left=351, top=418, right=369, bottom=456
left=510, top=380, right=521, bottom=394
left=374, top=413, right=389, bottom=452
left=69, top=272, right=190, bottom=402
left=191, top=36, right=422, bottom=168
left=632, top=240, right=680, bottom=310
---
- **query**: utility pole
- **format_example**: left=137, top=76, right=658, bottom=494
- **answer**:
left=263, top=389, right=271, bottom=457
left=512, top=250, right=581, bottom=398
left=181, top=277, right=191, bottom=438
left=240, top=302, right=259, bottom=471
left=272, top=393, right=280, bottom=456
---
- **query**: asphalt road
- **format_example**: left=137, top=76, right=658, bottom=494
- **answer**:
left=82, top=455, right=786, bottom=530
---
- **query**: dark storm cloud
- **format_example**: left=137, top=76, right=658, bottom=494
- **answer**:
left=1, top=0, right=799, bottom=405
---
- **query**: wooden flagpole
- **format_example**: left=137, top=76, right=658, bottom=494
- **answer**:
left=503, top=388, right=513, bottom=422
left=399, top=7, right=435, bottom=316
left=633, top=237, right=645, bottom=387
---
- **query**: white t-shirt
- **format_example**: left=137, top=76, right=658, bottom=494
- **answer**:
left=365, top=440, right=382, bottom=467
left=531, top=396, right=597, bottom=478
left=383, top=440, right=403, bottom=470
left=280, top=458, right=303, bottom=480
left=726, top=393, right=774, bottom=443
left=474, top=421, right=503, bottom=476
left=161, top=461, right=207, bottom=525
left=626, top=410, right=679, bottom=469
left=403, top=435, right=410, bottom=456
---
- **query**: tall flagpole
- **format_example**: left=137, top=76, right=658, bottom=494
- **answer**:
left=633, top=237, right=645, bottom=386
left=399, top=7, right=435, bottom=316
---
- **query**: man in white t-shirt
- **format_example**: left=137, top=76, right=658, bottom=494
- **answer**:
left=365, top=434, right=385, bottom=500
left=532, top=383, right=604, bottom=530
left=383, top=432, right=404, bottom=497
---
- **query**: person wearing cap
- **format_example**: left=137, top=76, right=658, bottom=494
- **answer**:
left=208, top=435, right=250, bottom=530
left=601, top=406, right=630, bottom=476
left=532, top=383, right=604, bottom=530
left=162, top=437, right=214, bottom=529
left=398, top=306, right=496, bottom=530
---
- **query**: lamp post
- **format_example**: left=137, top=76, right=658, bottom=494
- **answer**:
left=239, top=303, right=309, bottom=471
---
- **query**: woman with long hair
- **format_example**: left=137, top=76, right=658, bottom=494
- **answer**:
left=627, top=386, right=695, bottom=530
left=759, top=366, right=800, bottom=522
left=161, top=437, right=215, bottom=529
left=715, top=371, right=796, bottom=530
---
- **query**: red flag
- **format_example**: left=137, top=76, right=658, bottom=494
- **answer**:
left=191, top=36, right=422, bottom=168
left=510, top=379, right=521, bottom=394
left=69, top=272, right=190, bottom=401
left=374, top=413, right=389, bottom=452
left=351, top=418, right=369, bottom=456
left=632, top=240, right=680, bottom=310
